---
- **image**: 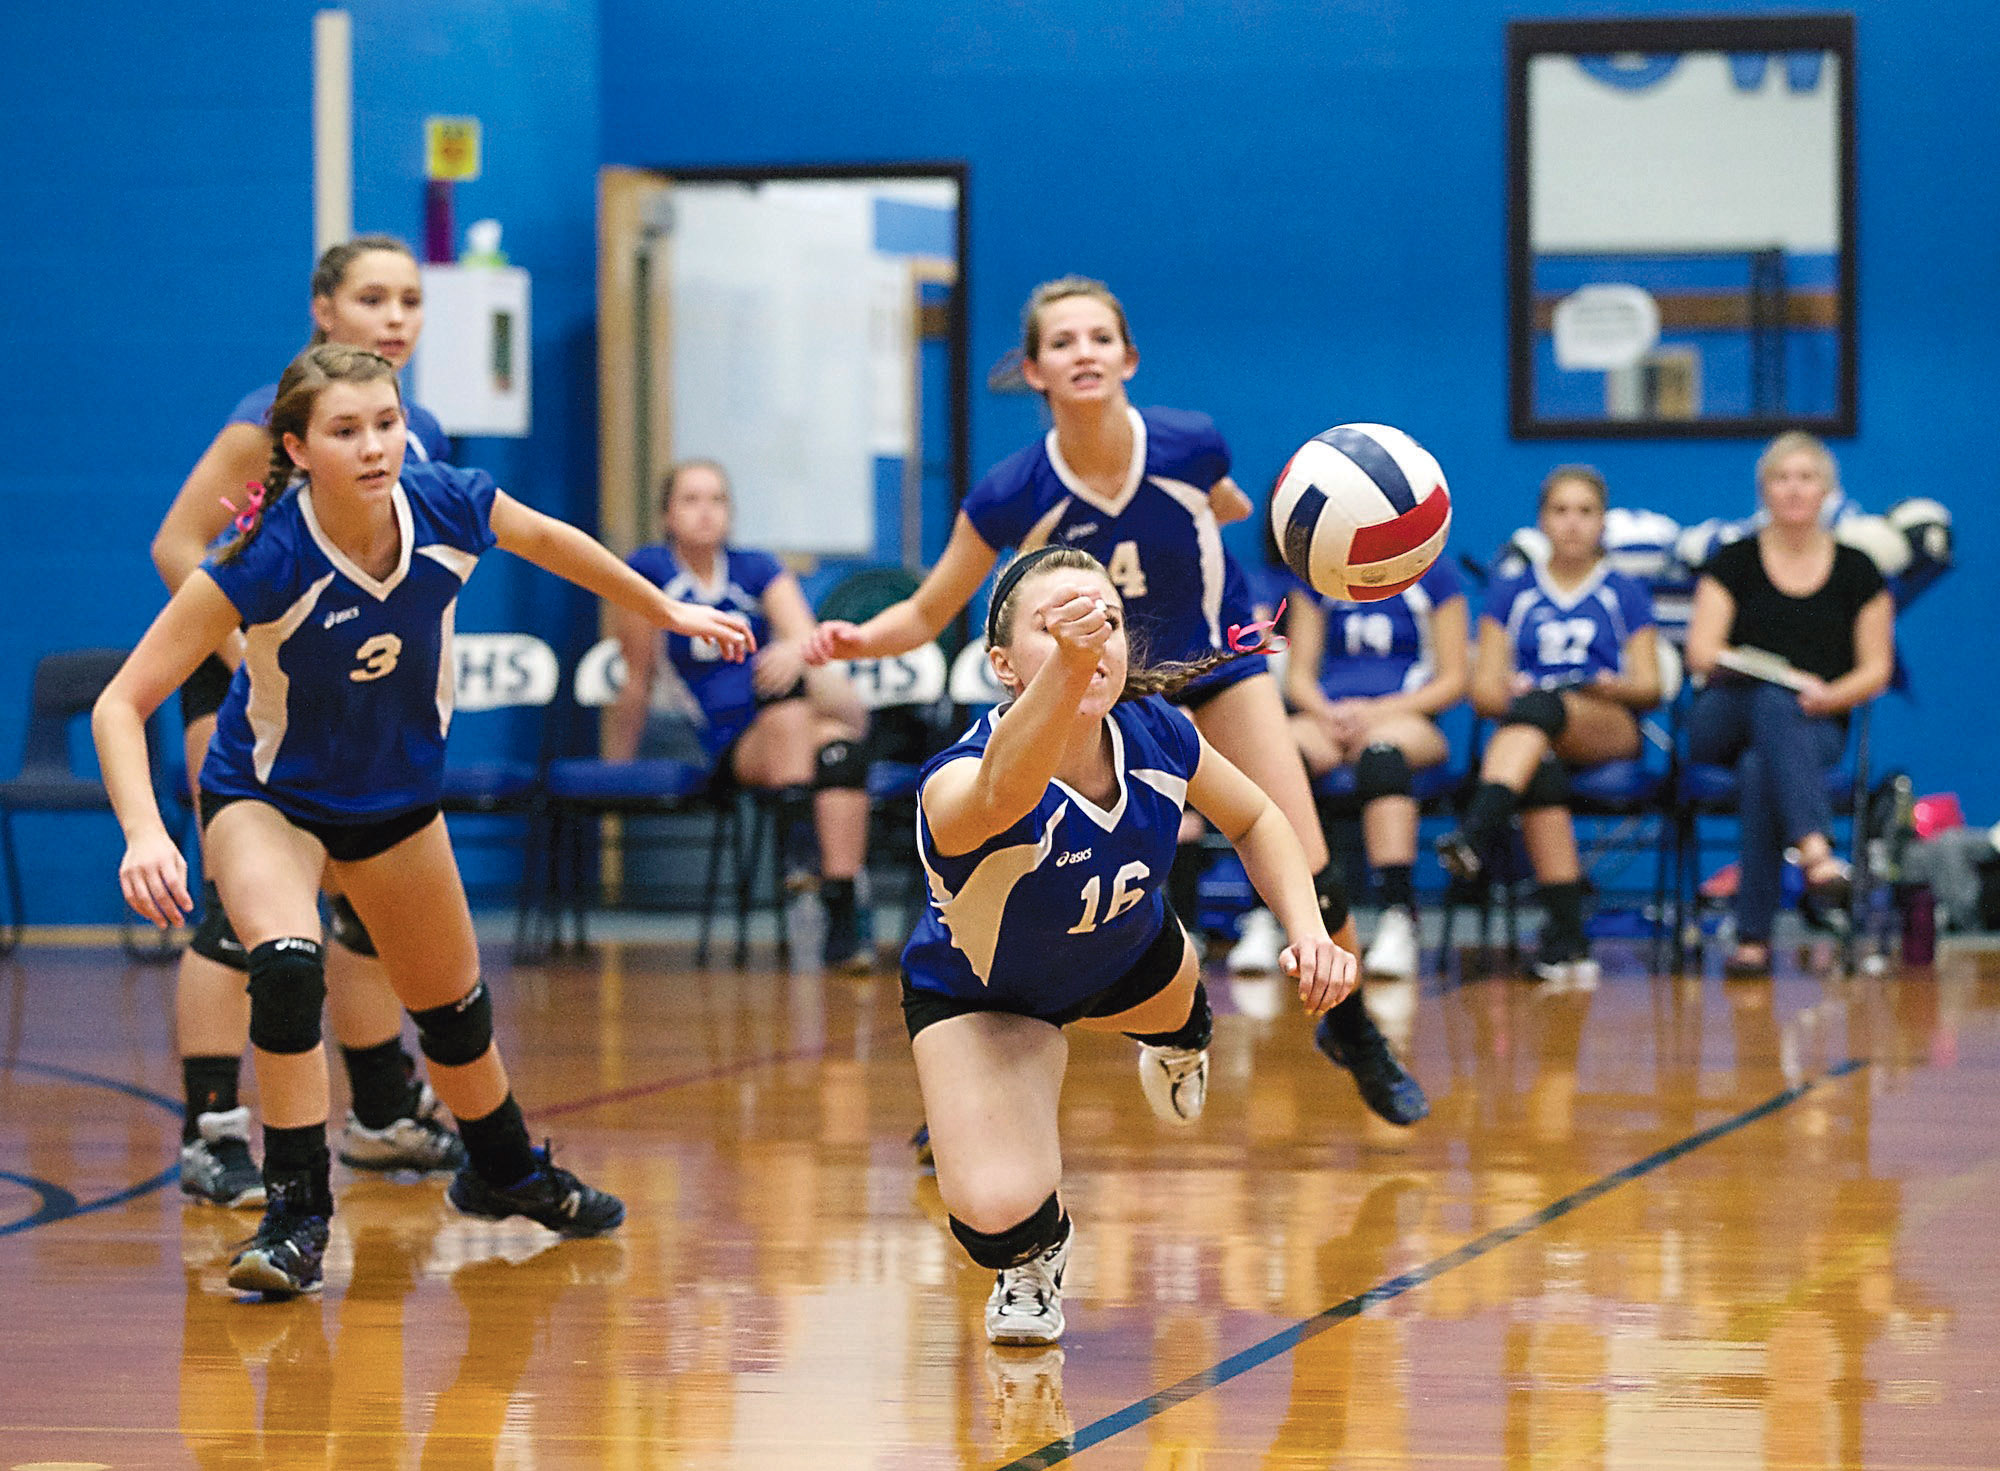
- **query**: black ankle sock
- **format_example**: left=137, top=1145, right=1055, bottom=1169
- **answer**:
left=1313, top=865, right=1351, bottom=932
left=1461, top=781, right=1519, bottom=850
left=263, top=1124, right=333, bottom=1215
left=182, top=1055, right=241, bottom=1142
left=1322, top=989, right=1374, bottom=1042
left=1126, top=982, right=1213, bottom=1051
left=1540, top=880, right=1586, bottom=948
left=1375, top=865, right=1415, bottom=913
left=342, top=1038, right=419, bottom=1130
left=822, top=877, right=856, bottom=916
left=457, top=1094, right=538, bottom=1187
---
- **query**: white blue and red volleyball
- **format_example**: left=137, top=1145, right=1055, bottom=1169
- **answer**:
left=1270, top=423, right=1451, bottom=602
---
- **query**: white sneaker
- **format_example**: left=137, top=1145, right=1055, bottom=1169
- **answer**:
left=985, top=1222, right=1071, bottom=1346
left=1363, top=908, right=1419, bottom=979
left=179, top=1106, right=265, bottom=1209
left=1226, top=908, right=1284, bottom=974
left=1137, top=1044, right=1208, bottom=1126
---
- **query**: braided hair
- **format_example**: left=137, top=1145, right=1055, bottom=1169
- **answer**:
left=984, top=546, right=1249, bottom=703
left=216, top=343, right=402, bottom=564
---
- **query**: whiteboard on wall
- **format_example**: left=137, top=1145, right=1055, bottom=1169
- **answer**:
left=668, top=184, right=894, bottom=556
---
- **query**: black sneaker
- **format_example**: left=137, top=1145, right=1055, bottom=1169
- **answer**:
left=1315, top=1009, right=1430, bottom=1126
left=1435, top=830, right=1482, bottom=884
left=447, top=1145, right=625, bottom=1237
left=227, top=1186, right=330, bottom=1298
left=181, top=1106, right=266, bottom=1209
left=822, top=899, right=874, bottom=973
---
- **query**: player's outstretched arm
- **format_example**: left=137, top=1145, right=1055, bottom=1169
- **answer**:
left=491, top=492, right=753, bottom=660
left=1187, top=733, right=1355, bottom=1015
left=92, top=575, right=242, bottom=927
left=805, top=513, right=999, bottom=664
left=920, top=586, right=1109, bottom=855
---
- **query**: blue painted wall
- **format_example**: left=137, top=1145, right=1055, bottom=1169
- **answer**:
left=601, top=0, right=2000, bottom=831
left=3, top=0, right=1994, bottom=920
left=0, top=1, right=598, bottom=921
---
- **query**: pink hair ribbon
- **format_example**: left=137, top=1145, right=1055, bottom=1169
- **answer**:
left=219, top=481, right=266, bottom=533
left=1227, top=596, right=1289, bottom=654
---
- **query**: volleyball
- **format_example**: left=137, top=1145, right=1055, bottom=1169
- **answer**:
left=1271, top=423, right=1452, bottom=602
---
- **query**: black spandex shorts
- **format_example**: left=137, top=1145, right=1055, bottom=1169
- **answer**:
left=199, top=790, right=441, bottom=864
left=179, top=655, right=234, bottom=725
left=901, top=900, right=1192, bottom=1041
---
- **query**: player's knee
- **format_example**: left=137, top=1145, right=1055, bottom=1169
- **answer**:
left=949, top=1190, right=1065, bottom=1269
left=1521, top=756, right=1570, bottom=810
left=189, top=881, right=248, bottom=971
left=1503, top=688, right=1569, bottom=742
left=246, top=937, right=326, bottom=1055
left=813, top=737, right=869, bottom=792
left=325, top=893, right=378, bottom=958
left=1353, top=743, right=1412, bottom=803
left=411, top=980, right=494, bottom=1068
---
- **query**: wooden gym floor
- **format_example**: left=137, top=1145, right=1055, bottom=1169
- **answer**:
left=2, top=937, right=1997, bottom=1468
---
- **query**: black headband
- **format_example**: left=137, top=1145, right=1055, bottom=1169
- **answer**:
left=984, top=545, right=1075, bottom=647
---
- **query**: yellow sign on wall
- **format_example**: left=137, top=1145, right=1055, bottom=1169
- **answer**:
left=425, top=117, right=481, bottom=181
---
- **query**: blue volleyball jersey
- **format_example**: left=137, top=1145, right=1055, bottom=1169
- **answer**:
left=964, top=406, right=1253, bottom=664
left=1484, top=562, right=1654, bottom=688
left=1305, top=556, right=1465, bottom=699
left=626, top=544, right=783, bottom=750
left=903, top=696, right=1201, bottom=1014
left=230, top=382, right=451, bottom=466
left=200, top=460, right=498, bottom=823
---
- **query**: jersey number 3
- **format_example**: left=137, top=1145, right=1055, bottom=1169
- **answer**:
left=1068, top=861, right=1151, bottom=935
left=350, top=633, right=403, bottom=683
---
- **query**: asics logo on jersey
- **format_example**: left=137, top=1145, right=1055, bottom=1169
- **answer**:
left=1053, top=849, right=1093, bottom=867
left=1062, top=522, right=1100, bottom=541
left=323, top=606, right=360, bottom=629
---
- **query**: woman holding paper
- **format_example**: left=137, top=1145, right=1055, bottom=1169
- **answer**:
left=1685, top=433, right=1895, bottom=976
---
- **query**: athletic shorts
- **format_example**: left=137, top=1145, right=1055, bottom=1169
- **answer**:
left=179, top=655, right=234, bottom=725
left=199, top=790, right=440, bottom=864
left=901, top=900, right=1192, bottom=1041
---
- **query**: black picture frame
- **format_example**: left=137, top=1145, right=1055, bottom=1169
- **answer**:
left=1507, top=15, right=1857, bottom=439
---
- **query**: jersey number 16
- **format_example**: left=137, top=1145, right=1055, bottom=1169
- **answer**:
left=1068, top=861, right=1151, bottom=935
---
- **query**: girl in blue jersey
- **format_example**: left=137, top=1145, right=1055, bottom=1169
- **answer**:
left=1436, top=468, right=1661, bottom=983
left=153, top=237, right=459, bottom=1206
left=96, top=345, right=755, bottom=1298
left=811, top=277, right=1424, bottom=1127
left=608, top=460, right=875, bottom=970
left=907, top=545, right=1354, bottom=1345
left=1284, top=557, right=1470, bottom=980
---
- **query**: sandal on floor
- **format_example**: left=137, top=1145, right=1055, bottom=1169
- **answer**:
left=1723, top=945, right=1772, bottom=979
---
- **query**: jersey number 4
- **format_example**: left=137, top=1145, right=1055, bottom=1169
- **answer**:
left=1068, top=861, right=1151, bottom=935
left=1106, top=540, right=1148, bottom=599
left=349, top=633, right=403, bottom=683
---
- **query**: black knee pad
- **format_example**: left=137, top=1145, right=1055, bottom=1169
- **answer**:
left=189, top=880, right=248, bottom=971
left=1504, top=688, right=1569, bottom=741
left=325, top=893, right=377, bottom=958
left=1521, top=756, right=1570, bottom=810
left=246, top=938, right=326, bottom=1055
left=1314, top=865, right=1351, bottom=933
left=949, top=1191, right=1065, bottom=1270
left=1129, top=979, right=1213, bottom=1052
left=1353, top=743, right=1413, bottom=803
left=813, top=737, right=869, bottom=792
left=411, top=980, right=494, bottom=1068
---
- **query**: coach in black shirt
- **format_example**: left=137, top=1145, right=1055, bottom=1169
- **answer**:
left=1685, top=433, right=1895, bottom=976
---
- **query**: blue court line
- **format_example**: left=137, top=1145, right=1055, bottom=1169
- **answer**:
left=995, top=1057, right=1869, bottom=1471
left=0, top=1058, right=184, bottom=1238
